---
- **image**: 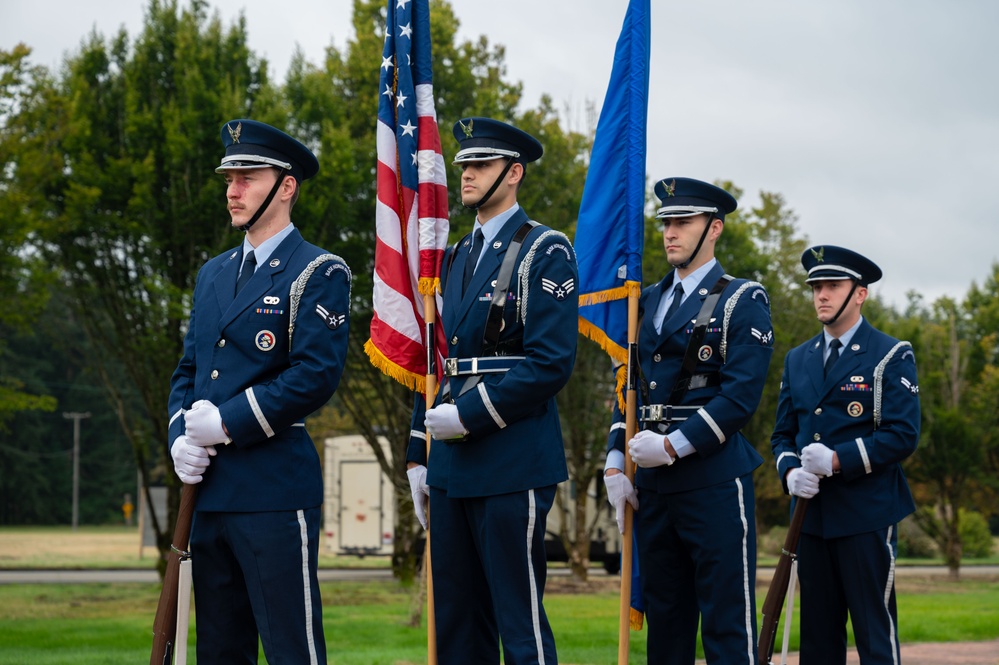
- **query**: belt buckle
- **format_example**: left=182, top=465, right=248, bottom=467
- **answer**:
left=444, top=358, right=458, bottom=377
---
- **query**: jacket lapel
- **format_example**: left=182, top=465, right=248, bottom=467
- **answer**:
left=825, top=319, right=872, bottom=390
left=656, top=263, right=726, bottom=344
left=451, top=209, right=528, bottom=330
left=219, top=229, right=302, bottom=331
left=805, top=334, right=826, bottom=396
left=212, top=248, right=242, bottom=315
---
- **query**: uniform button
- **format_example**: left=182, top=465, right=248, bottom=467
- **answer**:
left=653, top=353, right=662, bottom=362
left=218, top=339, right=226, bottom=348
left=649, top=381, right=657, bottom=390
left=813, top=433, right=821, bottom=441
left=211, top=370, right=219, bottom=380
left=814, top=407, right=822, bottom=415
left=451, top=336, right=458, bottom=345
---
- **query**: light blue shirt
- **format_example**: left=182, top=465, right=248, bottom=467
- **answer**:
left=469, top=203, right=521, bottom=271
left=652, top=258, right=718, bottom=334
left=239, top=223, right=295, bottom=277
left=824, top=315, right=864, bottom=361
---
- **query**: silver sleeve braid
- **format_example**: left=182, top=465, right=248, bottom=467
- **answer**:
left=288, top=254, right=351, bottom=350
left=720, top=280, right=767, bottom=361
left=516, top=230, right=574, bottom=324
left=873, top=341, right=912, bottom=429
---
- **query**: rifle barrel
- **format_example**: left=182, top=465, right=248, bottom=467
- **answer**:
left=757, top=497, right=809, bottom=665
left=150, top=484, right=198, bottom=665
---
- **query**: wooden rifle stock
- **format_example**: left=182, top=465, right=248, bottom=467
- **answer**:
left=150, top=484, right=197, bottom=665
left=758, top=497, right=809, bottom=665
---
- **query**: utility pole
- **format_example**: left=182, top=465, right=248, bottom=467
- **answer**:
left=63, top=412, right=91, bottom=531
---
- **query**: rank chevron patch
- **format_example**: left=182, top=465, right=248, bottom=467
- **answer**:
left=541, top=277, right=575, bottom=301
left=316, top=304, right=346, bottom=330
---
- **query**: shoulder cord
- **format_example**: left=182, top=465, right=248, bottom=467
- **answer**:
left=515, top=229, right=574, bottom=325
left=288, top=254, right=351, bottom=350
left=719, top=280, right=768, bottom=361
left=873, top=341, right=912, bottom=429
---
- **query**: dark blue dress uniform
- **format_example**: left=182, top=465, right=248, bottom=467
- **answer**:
left=771, top=246, right=920, bottom=665
left=168, top=120, right=350, bottom=664
left=407, top=118, right=576, bottom=665
left=606, top=179, right=774, bottom=665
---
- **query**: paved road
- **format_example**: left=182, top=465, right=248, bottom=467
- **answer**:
left=2, top=565, right=996, bottom=584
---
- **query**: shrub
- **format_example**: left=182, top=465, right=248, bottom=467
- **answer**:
left=959, top=509, right=994, bottom=559
left=897, top=515, right=937, bottom=558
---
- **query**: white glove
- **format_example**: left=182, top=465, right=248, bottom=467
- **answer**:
left=628, top=430, right=675, bottom=468
left=786, top=468, right=820, bottom=498
left=604, top=472, right=639, bottom=534
left=425, top=403, right=468, bottom=440
left=185, top=400, right=231, bottom=447
left=407, top=465, right=430, bottom=530
left=801, top=443, right=835, bottom=477
left=171, top=435, right=216, bottom=484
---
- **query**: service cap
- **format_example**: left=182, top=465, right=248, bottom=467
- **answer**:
left=216, top=119, right=319, bottom=182
left=452, top=117, right=543, bottom=165
left=802, top=245, right=882, bottom=286
left=653, top=177, right=737, bottom=221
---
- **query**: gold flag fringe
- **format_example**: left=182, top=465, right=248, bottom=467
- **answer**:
left=364, top=339, right=426, bottom=393
left=418, top=276, right=440, bottom=296
left=614, top=363, right=628, bottom=415
left=577, top=281, right=641, bottom=307
left=577, top=317, right=628, bottom=364
left=629, top=607, right=645, bottom=631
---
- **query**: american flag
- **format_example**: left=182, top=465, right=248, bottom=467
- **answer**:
left=365, top=0, right=449, bottom=391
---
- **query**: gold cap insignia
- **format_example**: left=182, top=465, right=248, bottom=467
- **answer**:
left=459, top=119, right=474, bottom=138
left=663, top=179, right=676, bottom=197
left=227, top=122, right=242, bottom=144
left=811, top=246, right=825, bottom=263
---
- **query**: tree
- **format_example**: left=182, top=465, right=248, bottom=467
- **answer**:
left=0, top=0, right=273, bottom=569
left=901, top=290, right=999, bottom=578
left=0, top=45, right=58, bottom=431
left=284, top=0, right=592, bottom=582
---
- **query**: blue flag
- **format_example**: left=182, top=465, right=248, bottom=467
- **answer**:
left=574, top=0, right=650, bottom=364
left=573, top=0, right=651, bottom=633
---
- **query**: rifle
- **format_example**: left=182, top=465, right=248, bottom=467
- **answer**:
left=758, top=497, right=809, bottom=665
left=150, top=483, right=197, bottom=665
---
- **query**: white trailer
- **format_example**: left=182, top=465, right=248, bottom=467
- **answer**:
left=322, top=434, right=621, bottom=569
left=323, top=435, right=395, bottom=556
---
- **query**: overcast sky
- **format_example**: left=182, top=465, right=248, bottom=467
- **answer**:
left=4, top=0, right=998, bottom=307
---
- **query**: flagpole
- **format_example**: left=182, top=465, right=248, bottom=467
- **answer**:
left=617, top=290, right=640, bottom=664
left=423, top=292, right=438, bottom=665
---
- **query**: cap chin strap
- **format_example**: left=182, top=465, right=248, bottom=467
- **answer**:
left=822, top=280, right=858, bottom=327
left=235, top=169, right=289, bottom=232
left=463, top=158, right=516, bottom=210
left=672, top=216, right=714, bottom=269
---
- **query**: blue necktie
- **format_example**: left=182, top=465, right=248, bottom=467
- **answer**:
left=462, top=229, right=483, bottom=292
left=664, top=282, right=684, bottom=321
left=824, top=338, right=842, bottom=378
left=235, top=250, right=256, bottom=295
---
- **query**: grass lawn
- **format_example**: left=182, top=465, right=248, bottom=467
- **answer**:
left=0, top=575, right=997, bottom=664
left=1, top=527, right=997, bottom=663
